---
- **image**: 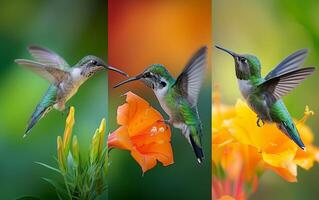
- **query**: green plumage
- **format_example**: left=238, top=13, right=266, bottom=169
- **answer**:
left=25, top=85, right=57, bottom=135
left=163, top=79, right=203, bottom=161
left=216, top=45, right=315, bottom=150
left=270, top=100, right=301, bottom=145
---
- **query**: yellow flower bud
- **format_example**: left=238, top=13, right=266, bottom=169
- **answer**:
left=57, top=136, right=66, bottom=172
left=63, top=106, right=75, bottom=155
left=98, top=118, right=106, bottom=158
left=90, top=130, right=100, bottom=163
left=72, top=135, right=80, bottom=167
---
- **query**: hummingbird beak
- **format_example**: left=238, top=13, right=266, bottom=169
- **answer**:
left=103, top=64, right=129, bottom=77
left=215, top=45, right=239, bottom=58
left=113, top=73, right=143, bottom=88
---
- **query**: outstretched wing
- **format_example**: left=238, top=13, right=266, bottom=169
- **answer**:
left=174, top=46, right=207, bottom=107
left=15, top=59, right=69, bottom=85
left=265, top=49, right=308, bottom=80
left=28, top=45, right=70, bottom=70
left=259, top=67, right=315, bottom=104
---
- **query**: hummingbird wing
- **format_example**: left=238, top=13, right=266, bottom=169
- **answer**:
left=28, top=45, right=70, bottom=70
left=258, top=67, right=315, bottom=104
left=15, top=59, right=70, bottom=85
left=265, top=49, right=308, bottom=80
left=174, top=46, right=207, bottom=107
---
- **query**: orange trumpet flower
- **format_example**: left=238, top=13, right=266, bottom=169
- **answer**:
left=108, top=92, right=174, bottom=173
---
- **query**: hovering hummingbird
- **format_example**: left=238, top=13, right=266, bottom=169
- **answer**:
left=215, top=45, right=315, bottom=150
left=16, top=45, right=128, bottom=137
left=114, top=47, right=207, bottom=163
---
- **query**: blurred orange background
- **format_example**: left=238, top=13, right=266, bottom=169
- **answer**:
left=108, top=0, right=211, bottom=86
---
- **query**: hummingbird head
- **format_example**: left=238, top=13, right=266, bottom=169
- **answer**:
left=113, top=64, right=174, bottom=90
left=215, top=45, right=261, bottom=80
left=78, top=55, right=128, bottom=77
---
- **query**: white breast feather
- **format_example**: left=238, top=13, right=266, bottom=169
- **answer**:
left=238, top=79, right=252, bottom=99
left=62, top=68, right=85, bottom=102
left=70, top=68, right=83, bottom=83
left=154, top=84, right=171, bottom=117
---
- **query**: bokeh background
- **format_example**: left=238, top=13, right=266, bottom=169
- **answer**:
left=108, top=0, right=212, bottom=199
left=214, top=0, right=319, bottom=199
left=0, top=0, right=107, bottom=199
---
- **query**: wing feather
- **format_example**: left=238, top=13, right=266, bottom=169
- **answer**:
left=28, top=45, right=70, bottom=69
left=15, top=59, right=69, bottom=84
left=265, top=49, right=308, bottom=80
left=174, top=46, right=207, bottom=107
left=259, top=67, right=315, bottom=104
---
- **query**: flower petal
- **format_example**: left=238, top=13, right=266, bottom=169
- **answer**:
left=130, top=148, right=157, bottom=173
left=137, top=142, right=174, bottom=166
left=108, top=126, right=132, bottom=150
left=124, top=92, right=163, bottom=137
left=266, top=164, right=297, bottom=182
left=117, top=103, right=129, bottom=126
left=130, top=122, right=171, bottom=146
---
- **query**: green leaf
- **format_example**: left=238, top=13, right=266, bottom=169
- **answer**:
left=35, top=162, right=61, bottom=174
left=42, top=177, right=60, bottom=189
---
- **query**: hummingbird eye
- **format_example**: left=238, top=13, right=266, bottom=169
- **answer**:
left=144, top=72, right=152, bottom=78
left=91, top=60, right=97, bottom=65
left=239, top=57, right=247, bottom=62
left=160, top=81, right=167, bottom=87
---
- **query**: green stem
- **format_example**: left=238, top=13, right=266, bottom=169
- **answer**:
left=63, top=174, right=72, bottom=200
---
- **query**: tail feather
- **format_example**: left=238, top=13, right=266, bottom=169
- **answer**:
left=278, top=121, right=305, bottom=150
left=189, top=134, right=204, bottom=163
left=24, top=105, right=51, bottom=137
left=178, top=122, right=204, bottom=163
left=24, top=85, right=57, bottom=137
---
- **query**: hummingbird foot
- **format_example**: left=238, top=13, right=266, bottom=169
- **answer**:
left=257, top=118, right=265, bottom=127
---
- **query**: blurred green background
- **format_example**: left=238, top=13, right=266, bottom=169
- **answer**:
left=0, top=0, right=107, bottom=199
left=214, top=0, right=319, bottom=199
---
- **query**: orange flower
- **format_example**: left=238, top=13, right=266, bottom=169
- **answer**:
left=108, top=92, right=174, bottom=173
left=212, top=88, right=319, bottom=200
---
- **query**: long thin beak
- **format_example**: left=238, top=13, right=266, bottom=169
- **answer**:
left=103, top=64, right=129, bottom=77
left=113, top=73, right=143, bottom=88
left=215, top=45, right=239, bottom=57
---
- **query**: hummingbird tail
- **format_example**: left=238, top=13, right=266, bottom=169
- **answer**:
left=24, top=85, right=57, bottom=137
left=25, top=106, right=51, bottom=136
left=278, top=122, right=306, bottom=150
left=189, top=134, right=204, bottom=163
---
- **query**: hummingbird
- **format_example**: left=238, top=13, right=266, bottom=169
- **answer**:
left=16, top=45, right=128, bottom=137
left=114, top=47, right=207, bottom=163
left=215, top=45, right=315, bottom=150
